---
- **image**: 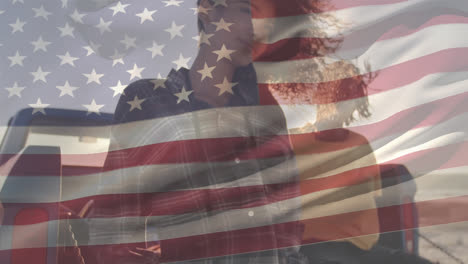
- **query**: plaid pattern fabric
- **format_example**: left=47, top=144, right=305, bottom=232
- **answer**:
left=96, top=65, right=302, bottom=263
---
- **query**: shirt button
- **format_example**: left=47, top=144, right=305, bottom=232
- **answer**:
left=248, top=211, right=254, bottom=217
left=234, top=158, right=240, bottom=164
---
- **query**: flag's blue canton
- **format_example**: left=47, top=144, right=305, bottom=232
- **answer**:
left=0, top=0, right=199, bottom=125
left=114, top=65, right=259, bottom=124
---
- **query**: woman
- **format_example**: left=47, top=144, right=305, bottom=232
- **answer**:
left=258, top=1, right=432, bottom=262
left=93, top=0, right=303, bottom=263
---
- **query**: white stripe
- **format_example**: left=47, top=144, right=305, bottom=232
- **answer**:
left=0, top=105, right=288, bottom=156
left=285, top=71, right=468, bottom=131
left=372, top=112, right=468, bottom=163
left=0, top=69, right=464, bottom=157
left=254, top=23, right=468, bottom=83
left=2, top=109, right=467, bottom=204
left=252, top=0, right=468, bottom=43
left=114, top=69, right=468, bottom=148
left=1, top=165, right=466, bottom=250
left=415, top=166, right=468, bottom=201
left=292, top=111, right=468, bottom=180
left=0, top=157, right=296, bottom=203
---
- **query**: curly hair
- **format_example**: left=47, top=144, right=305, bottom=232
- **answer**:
left=257, top=0, right=374, bottom=126
left=314, top=61, right=373, bottom=126
left=195, top=0, right=373, bottom=126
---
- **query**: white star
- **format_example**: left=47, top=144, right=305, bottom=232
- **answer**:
left=163, top=0, right=183, bottom=7
left=5, top=82, right=25, bottom=98
left=165, top=21, right=184, bottom=39
left=109, top=80, right=126, bottom=97
left=120, top=34, right=137, bottom=50
left=9, top=18, right=26, bottom=34
left=126, top=64, right=145, bottom=80
left=213, top=44, right=236, bottom=61
left=32, top=5, right=52, bottom=20
left=57, top=52, right=79, bottom=66
left=109, top=1, right=129, bottom=16
left=58, top=22, right=75, bottom=38
left=56, top=81, right=78, bottom=97
left=174, top=86, right=192, bottom=104
left=197, top=63, right=216, bottom=81
left=31, top=36, right=51, bottom=52
left=198, top=31, right=214, bottom=46
left=191, top=5, right=211, bottom=15
left=127, top=95, right=146, bottom=111
left=211, top=18, right=233, bottom=32
left=83, top=68, right=104, bottom=84
left=83, top=46, right=95, bottom=56
left=150, top=79, right=166, bottom=90
left=30, top=66, right=50, bottom=83
left=212, top=0, right=228, bottom=7
left=136, top=8, right=157, bottom=24
left=83, top=41, right=101, bottom=56
left=60, top=0, right=68, bottom=8
left=70, top=9, right=86, bottom=24
left=29, top=98, right=50, bottom=115
left=12, top=0, right=24, bottom=4
left=8, top=51, right=26, bottom=67
left=95, top=18, right=112, bottom=34
left=172, top=54, right=191, bottom=70
left=146, top=41, right=164, bottom=58
left=110, top=49, right=125, bottom=66
left=215, top=77, right=237, bottom=95
left=83, top=99, right=104, bottom=115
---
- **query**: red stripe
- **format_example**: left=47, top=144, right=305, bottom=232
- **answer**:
left=3, top=89, right=468, bottom=177
left=111, top=89, right=468, bottom=169
left=375, top=15, right=468, bottom=42
left=300, top=141, right=468, bottom=195
left=251, top=0, right=407, bottom=18
left=0, top=134, right=290, bottom=176
left=2, top=195, right=467, bottom=263
left=259, top=48, right=468, bottom=105
left=253, top=16, right=468, bottom=62
left=3, top=140, right=468, bottom=225
left=11, top=209, right=49, bottom=264
left=384, top=141, right=468, bottom=174
left=2, top=183, right=298, bottom=225
left=142, top=195, right=468, bottom=262
left=351, top=91, right=468, bottom=143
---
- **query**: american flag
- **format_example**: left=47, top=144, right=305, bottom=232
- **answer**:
left=0, top=0, right=467, bottom=263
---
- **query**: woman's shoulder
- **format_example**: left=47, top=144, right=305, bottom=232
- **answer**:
left=314, top=128, right=369, bottom=145
left=113, top=78, right=190, bottom=124
left=346, top=129, right=371, bottom=145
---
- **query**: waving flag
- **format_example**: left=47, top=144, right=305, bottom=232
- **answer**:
left=0, top=0, right=467, bottom=263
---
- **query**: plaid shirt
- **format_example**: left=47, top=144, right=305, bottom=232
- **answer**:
left=94, top=66, right=302, bottom=263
